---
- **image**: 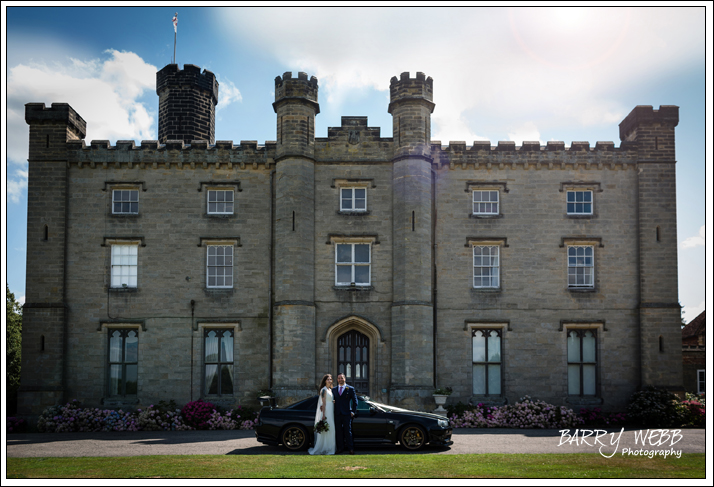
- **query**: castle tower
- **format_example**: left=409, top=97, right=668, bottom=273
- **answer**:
left=388, top=72, right=435, bottom=407
left=156, top=64, right=219, bottom=144
left=20, top=103, right=86, bottom=416
left=271, top=72, right=320, bottom=402
left=619, top=105, right=683, bottom=391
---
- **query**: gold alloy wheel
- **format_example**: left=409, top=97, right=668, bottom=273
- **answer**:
left=400, top=425, right=426, bottom=450
left=282, top=425, right=307, bottom=451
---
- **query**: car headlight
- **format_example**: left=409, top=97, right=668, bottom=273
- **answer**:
left=438, top=419, right=449, bottom=428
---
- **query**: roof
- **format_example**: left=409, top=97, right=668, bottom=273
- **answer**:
left=682, top=310, right=706, bottom=339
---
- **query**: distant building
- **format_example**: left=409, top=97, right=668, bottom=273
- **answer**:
left=682, top=311, right=705, bottom=394
left=19, top=63, right=683, bottom=417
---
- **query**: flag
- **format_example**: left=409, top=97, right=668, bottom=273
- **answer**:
left=172, top=12, right=178, bottom=33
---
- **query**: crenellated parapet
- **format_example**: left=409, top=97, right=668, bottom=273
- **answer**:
left=273, top=71, right=319, bottom=111
left=432, top=140, right=639, bottom=170
left=65, top=139, right=276, bottom=170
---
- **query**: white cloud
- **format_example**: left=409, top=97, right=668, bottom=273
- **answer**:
left=683, top=301, right=705, bottom=323
left=216, top=77, right=242, bottom=112
left=215, top=7, right=703, bottom=142
left=508, top=122, right=544, bottom=145
left=681, top=225, right=705, bottom=249
left=18, top=296, right=26, bottom=307
left=7, top=50, right=158, bottom=168
left=7, top=169, right=28, bottom=204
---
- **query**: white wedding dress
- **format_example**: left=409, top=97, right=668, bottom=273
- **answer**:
left=308, top=386, right=336, bottom=455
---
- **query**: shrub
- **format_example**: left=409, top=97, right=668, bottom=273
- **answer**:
left=449, top=396, right=583, bottom=429
left=679, top=393, right=705, bottom=428
left=626, top=386, right=685, bottom=427
left=579, top=407, right=627, bottom=427
left=445, top=401, right=473, bottom=419
left=181, top=400, right=217, bottom=430
left=7, top=417, right=27, bottom=433
left=34, top=398, right=260, bottom=433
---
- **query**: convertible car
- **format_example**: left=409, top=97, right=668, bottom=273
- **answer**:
left=255, top=395, right=453, bottom=451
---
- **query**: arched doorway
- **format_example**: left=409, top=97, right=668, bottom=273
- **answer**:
left=337, top=330, right=369, bottom=394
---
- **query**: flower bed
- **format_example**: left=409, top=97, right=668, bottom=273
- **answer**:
left=448, top=396, right=584, bottom=429
left=33, top=399, right=259, bottom=433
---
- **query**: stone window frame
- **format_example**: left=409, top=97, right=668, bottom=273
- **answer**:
left=205, top=241, right=236, bottom=289
left=202, top=326, right=237, bottom=397
left=465, top=182, right=507, bottom=219
left=333, top=178, right=374, bottom=215
left=108, top=240, right=141, bottom=289
left=331, top=236, right=375, bottom=287
left=698, top=369, right=705, bottom=394
left=472, top=190, right=500, bottom=216
left=106, top=326, right=140, bottom=398
left=470, top=325, right=505, bottom=397
left=104, top=181, right=145, bottom=217
left=466, top=238, right=508, bottom=291
left=111, top=188, right=140, bottom=215
left=565, top=324, right=602, bottom=397
left=560, top=182, right=602, bottom=219
left=206, top=188, right=235, bottom=215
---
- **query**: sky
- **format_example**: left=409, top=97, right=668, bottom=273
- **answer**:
left=2, top=5, right=710, bottom=323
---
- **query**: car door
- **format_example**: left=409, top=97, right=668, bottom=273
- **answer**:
left=352, top=401, right=391, bottom=441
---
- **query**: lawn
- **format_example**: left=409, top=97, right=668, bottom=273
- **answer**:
left=7, top=453, right=706, bottom=478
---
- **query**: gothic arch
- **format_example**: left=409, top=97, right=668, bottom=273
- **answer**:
left=324, top=316, right=383, bottom=397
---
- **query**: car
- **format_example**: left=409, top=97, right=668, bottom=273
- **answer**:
left=255, top=394, right=453, bottom=451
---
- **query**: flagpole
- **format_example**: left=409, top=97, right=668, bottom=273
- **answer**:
left=173, top=30, right=176, bottom=64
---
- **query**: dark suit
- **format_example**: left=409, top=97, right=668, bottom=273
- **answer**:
left=332, top=384, right=358, bottom=452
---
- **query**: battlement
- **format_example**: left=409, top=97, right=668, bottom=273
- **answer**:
left=389, top=71, right=434, bottom=103
left=325, top=116, right=383, bottom=139
left=434, top=140, right=629, bottom=152
left=25, top=102, right=87, bottom=139
left=274, top=71, right=319, bottom=103
left=619, top=105, right=679, bottom=141
left=65, top=139, right=277, bottom=169
left=156, top=64, right=219, bottom=104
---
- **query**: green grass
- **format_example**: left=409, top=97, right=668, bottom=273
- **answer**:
left=7, top=454, right=705, bottom=479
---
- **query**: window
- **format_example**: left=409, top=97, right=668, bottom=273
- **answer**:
left=112, top=189, right=139, bottom=214
left=335, top=243, right=371, bottom=286
left=567, top=329, right=597, bottom=396
left=204, top=329, right=234, bottom=395
left=340, top=187, right=367, bottom=212
left=566, top=190, right=592, bottom=215
left=207, top=245, right=233, bottom=288
left=111, top=244, right=138, bottom=288
left=567, top=246, right=594, bottom=288
left=108, top=329, right=138, bottom=396
left=698, top=369, right=705, bottom=394
left=473, top=246, right=499, bottom=288
left=472, top=328, right=501, bottom=395
left=473, top=190, right=499, bottom=215
left=207, top=189, right=234, bottom=215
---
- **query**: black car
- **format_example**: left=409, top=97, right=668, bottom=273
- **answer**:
left=255, top=395, right=453, bottom=451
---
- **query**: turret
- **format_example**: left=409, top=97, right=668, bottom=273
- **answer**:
left=271, top=72, right=320, bottom=403
left=273, top=71, right=319, bottom=161
left=388, top=73, right=436, bottom=408
left=20, top=102, right=87, bottom=416
left=388, top=71, right=434, bottom=160
left=620, top=105, right=682, bottom=392
left=156, top=64, right=219, bottom=144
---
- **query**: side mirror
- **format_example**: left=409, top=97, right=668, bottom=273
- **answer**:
left=370, top=407, right=378, bottom=415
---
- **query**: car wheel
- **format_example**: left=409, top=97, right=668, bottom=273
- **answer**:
left=399, top=424, right=427, bottom=450
left=281, top=424, right=308, bottom=451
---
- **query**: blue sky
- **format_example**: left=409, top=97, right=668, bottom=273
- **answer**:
left=3, top=6, right=709, bottom=322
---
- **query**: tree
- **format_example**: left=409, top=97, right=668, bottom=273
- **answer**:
left=6, top=285, right=22, bottom=414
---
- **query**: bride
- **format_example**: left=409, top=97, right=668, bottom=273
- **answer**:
left=308, top=374, right=336, bottom=455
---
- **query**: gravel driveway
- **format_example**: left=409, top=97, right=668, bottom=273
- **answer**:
left=7, top=428, right=705, bottom=457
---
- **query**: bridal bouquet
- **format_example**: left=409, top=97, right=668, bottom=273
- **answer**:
left=314, top=419, right=330, bottom=434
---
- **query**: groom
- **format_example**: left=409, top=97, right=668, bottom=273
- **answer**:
left=333, top=373, right=358, bottom=454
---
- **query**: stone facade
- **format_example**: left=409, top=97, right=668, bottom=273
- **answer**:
left=19, top=64, right=684, bottom=418
left=682, top=311, right=705, bottom=394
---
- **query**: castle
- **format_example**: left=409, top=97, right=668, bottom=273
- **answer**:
left=19, top=63, right=683, bottom=416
